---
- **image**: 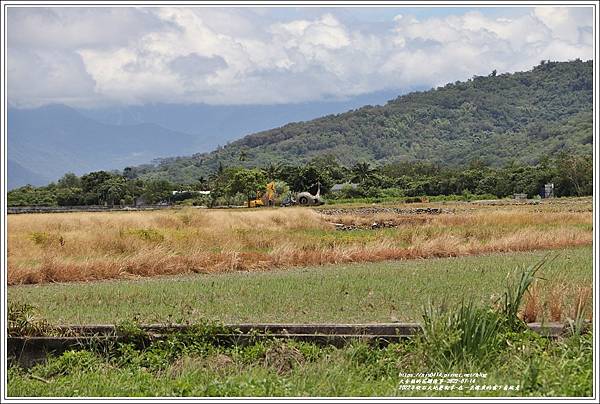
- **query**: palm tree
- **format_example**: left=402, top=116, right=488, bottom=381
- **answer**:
left=263, top=162, right=283, bottom=181
left=209, top=161, right=225, bottom=184
left=239, top=150, right=248, bottom=162
left=351, top=162, right=375, bottom=183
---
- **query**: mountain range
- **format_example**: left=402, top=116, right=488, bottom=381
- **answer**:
left=7, top=90, right=405, bottom=189
left=131, top=59, right=593, bottom=183
left=7, top=60, right=592, bottom=188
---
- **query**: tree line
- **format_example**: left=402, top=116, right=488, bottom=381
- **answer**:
left=7, top=151, right=592, bottom=207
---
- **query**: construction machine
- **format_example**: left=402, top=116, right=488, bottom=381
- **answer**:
left=248, top=182, right=275, bottom=208
left=248, top=195, right=264, bottom=208
left=265, top=182, right=276, bottom=206
left=247, top=181, right=324, bottom=208
left=281, top=182, right=324, bottom=206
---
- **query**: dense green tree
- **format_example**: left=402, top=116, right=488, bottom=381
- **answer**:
left=7, top=185, right=57, bottom=206
left=553, top=153, right=593, bottom=197
left=227, top=168, right=267, bottom=207
left=56, top=188, right=84, bottom=206
left=98, top=177, right=129, bottom=206
left=57, top=173, right=81, bottom=189
left=281, top=165, right=332, bottom=195
left=123, top=167, right=138, bottom=180
left=263, top=162, right=283, bottom=181
left=142, top=179, right=174, bottom=204
left=81, top=171, right=114, bottom=194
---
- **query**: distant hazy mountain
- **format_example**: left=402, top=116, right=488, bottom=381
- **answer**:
left=7, top=104, right=199, bottom=189
left=7, top=159, right=51, bottom=189
left=7, top=89, right=409, bottom=189
left=76, top=89, right=407, bottom=149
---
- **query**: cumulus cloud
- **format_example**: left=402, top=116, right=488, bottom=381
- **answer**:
left=169, top=54, right=228, bottom=77
left=6, top=6, right=594, bottom=107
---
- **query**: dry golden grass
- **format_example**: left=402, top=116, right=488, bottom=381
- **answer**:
left=7, top=203, right=593, bottom=285
left=548, top=283, right=567, bottom=322
left=520, top=281, right=594, bottom=323
left=521, top=282, right=541, bottom=323
left=571, top=286, right=593, bottom=321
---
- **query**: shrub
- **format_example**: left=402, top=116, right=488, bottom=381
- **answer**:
left=29, top=232, right=63, bottom=247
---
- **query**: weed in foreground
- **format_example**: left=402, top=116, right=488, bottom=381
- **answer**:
left=10, top=331, right=592, bottom=397
left=419, top=300, right=504, bottom=369
left=567, top=287, right=592, bottom=337
left=501, top=256, right=552, bottom=329
left=416, top=255, right=581, bottom=371
left=7, top=302, right=54, bottom=337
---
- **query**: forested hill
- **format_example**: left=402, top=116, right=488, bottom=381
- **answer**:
left=133, top=60, right=592, bottom=183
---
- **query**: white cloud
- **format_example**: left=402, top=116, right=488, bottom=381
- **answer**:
left=6, top=6, right=594, bottom=107
left=8, top=48, right=97, bottom=106
left=533, top=6, right=585, bottom=43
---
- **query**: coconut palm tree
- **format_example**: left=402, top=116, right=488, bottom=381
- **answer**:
left=263, top=162, right=283, bottom=181
left=351, top=162, right=375, bottom=183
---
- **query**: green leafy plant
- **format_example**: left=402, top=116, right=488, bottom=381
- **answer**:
left=501, top=256, right=553, bottom=328
left=116, top=320, right=150, bottom=347
left=7, top=302, right=53, bottom=337
left=567, top=287, right=591, bottom=337
left=34, top=350, right=101, bottom=378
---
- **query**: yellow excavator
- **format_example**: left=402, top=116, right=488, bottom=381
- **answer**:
left=265, top=181, right=276, bottom=206
left=248, top=193, right=264, bottom=208
left=248, top=182, right=276, bottom=208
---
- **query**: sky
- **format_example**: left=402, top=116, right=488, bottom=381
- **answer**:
left=6, top=5, right=595, bottom=108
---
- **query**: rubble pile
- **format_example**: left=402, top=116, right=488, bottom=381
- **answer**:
left=320, top=206, right=452, bottom=231
left=318, top=206, right=448, bottom=216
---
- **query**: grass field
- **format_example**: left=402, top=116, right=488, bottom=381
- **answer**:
left=7, top=198, right=593, bottom=285
left=9, top=246, right=592, bottom=324
left=8, top=332, right=593, bottom=397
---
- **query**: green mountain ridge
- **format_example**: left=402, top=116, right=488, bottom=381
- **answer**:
left=130, top=60, right=593, bottom=183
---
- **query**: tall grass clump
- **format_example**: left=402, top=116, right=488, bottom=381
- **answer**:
left=417, top=256, right=559, bottom=370
left=419, top=300, right=503, bottom=369
left=501, top=256, right=550, bottom=329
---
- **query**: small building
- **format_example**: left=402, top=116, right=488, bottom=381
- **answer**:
left=542, top=183, right=554, bottom=198
left=171, top=190, right=210, bottom=196
left=331, top=183, right=359, bottom=192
